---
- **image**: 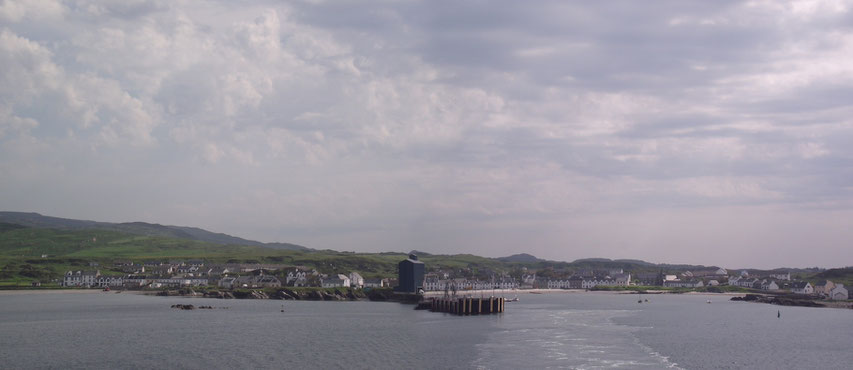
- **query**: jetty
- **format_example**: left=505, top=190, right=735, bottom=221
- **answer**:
left=423, top=296, right=505, bottom=315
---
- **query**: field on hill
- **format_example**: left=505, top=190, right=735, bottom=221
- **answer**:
left=6, top=218, right=847, bottom=290
left=0, top=225, right=517, bottom=286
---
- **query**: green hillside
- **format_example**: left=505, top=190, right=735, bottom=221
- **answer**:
left=0, top=227, right=274, bottom=258
left=0, top=212, right=309, bottom=251
left=804, top=267, right=853, bottom=288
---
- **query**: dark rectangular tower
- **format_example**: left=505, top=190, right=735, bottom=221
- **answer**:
left=396, top=253, right=425, bottom=293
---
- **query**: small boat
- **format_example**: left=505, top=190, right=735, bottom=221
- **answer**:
left=506, top=296, right=520, bottom=302
left=706, top=300, right=712, bottom=304
left=103, top=286, right=110, bottom=292
left=638, top=299, right=643, bottom=303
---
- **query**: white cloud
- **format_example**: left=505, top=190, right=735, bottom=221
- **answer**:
left=3, top=1, right=853, bottom=267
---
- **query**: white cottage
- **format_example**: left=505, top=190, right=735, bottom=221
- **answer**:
left=790, top=281, right=813, bottom=295
left=829, top=284, right=848, bottom=300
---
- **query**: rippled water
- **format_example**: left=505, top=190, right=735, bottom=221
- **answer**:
left=1, top=291, right=850, bottom=369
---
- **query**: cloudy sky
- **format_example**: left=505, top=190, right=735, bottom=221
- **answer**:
left=2, top=0, right=853, bottom=268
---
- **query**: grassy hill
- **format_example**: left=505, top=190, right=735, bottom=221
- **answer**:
left=0, top=212, right=309, bottom=251
left=803, top=267, right=853, bottom=288
left=0, top=226, right=276, bottom=258
left=5, top=212, right=833, bottom=290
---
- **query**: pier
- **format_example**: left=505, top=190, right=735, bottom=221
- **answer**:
left=425, top=296, right=505, bottom=315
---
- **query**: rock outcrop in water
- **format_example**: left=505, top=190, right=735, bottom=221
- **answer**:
left=731, top=294, right=825, bottom=307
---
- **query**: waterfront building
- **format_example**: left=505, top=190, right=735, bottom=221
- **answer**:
left=663, top=279, right=704, bottom=288
left=423, top=275, right=445, bottom=291
left=363, top=278, right=385, bottom=288
left=96, top=276, right=123, bottom=287
left=63, top=270, right=101, bottom=287
left=494, top=278, right=518, bottom=290
left=814, top=280, right=836, bottom=297
left=568, top=276, right=584, bottom=289
left=321, top=274, right=350, bottom=288
left=396, top=254, right=425, bottom=293
left=635, top=272, right=664, bottom=286
left=349, top=272, right=364, bottom=288
left=286, top=269, right=308, bottom=287
left=791, top=281, right=814, bottom=295
left=829, top=284, right=848, bottom=300
left=219, top=276, right=238, bottom=289
left=768, top=272, right=791, bottom=281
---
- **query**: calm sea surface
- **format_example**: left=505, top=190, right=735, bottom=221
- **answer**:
left=0, top=291, right=851, bottom=369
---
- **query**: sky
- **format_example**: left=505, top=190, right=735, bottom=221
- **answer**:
left=2, top=0, right=853, bottom=269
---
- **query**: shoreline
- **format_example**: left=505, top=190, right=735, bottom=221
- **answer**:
left=0, top=288, right=745, bottom=297
left=423, top=288, right=748, bottom=297
left=0, top=289, right=144, bottom=295
left=4, top=288, right=848, bottom=309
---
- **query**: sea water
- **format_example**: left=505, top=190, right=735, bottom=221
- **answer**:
left=0, top=291, right=850, bottom=369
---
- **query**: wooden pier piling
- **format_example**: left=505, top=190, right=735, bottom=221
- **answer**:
left=427, top=296, right=505, bottom=316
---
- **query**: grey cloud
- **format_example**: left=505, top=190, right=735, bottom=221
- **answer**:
left=2, top=0, right=853, bottom=268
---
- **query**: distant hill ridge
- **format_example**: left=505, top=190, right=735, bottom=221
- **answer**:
left=498, top=253, right=542, bottom=263
left=0, top=211, right=309, bottom=251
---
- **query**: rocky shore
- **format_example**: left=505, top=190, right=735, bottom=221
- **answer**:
left=155, top=287, right=399, bottom=301
left=730, top=293, right=826, bottom=308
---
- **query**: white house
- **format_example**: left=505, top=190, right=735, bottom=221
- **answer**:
left=218, top=276, right=238, bottom=289
left=286, top=270, right=309, bottom=287
left=494, top=278, right=519, bottom=290
left=321, top=274, right=351, bottom=288
left=663, top=279, right=704, bottom=288
left=829, top=284, right=848, bottom=300
left=349, top=272, right=364, bottom=288
left=547, top=279, right=569, bottom=289
left=791, top=281, right=813, bottom=295
left=63, top=270, right=100, bottom=287
left=363, top=278, right=385, bottom=288
left=580, top=274, right=632, bottom=289
left=768, top=272, right=791, bottom=281
left=814, top=280, right=835, bottom=297
left=423, top=277, right=445, bottom=291
left=761, top=280, right=780, bottom=291
left=734, top=278, right=759, bottom=288
left=96, top=276, right=123, bottom=287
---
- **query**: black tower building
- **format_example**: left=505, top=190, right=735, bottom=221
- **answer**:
left=396, top=253, right=425, bottom=293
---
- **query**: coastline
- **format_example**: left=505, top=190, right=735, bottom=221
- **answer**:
left=0, top=289, right=144, bottom=295
left=427, top=288, right=748, bottom=297
left=1, top=288, right=745, bottom=297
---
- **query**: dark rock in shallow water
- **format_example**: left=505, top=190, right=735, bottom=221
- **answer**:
left=171, top=304, right=195, bottom=310
left=730, top=294, right=824, bottom=307
left=731, top=294, right=762, bottom=301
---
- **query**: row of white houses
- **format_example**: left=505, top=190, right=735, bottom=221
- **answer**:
left=545, top=274, right=632, bottom=289
left=64, top=269, right=387, bottom=290
left=423, top=278, right=520, bottom=291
